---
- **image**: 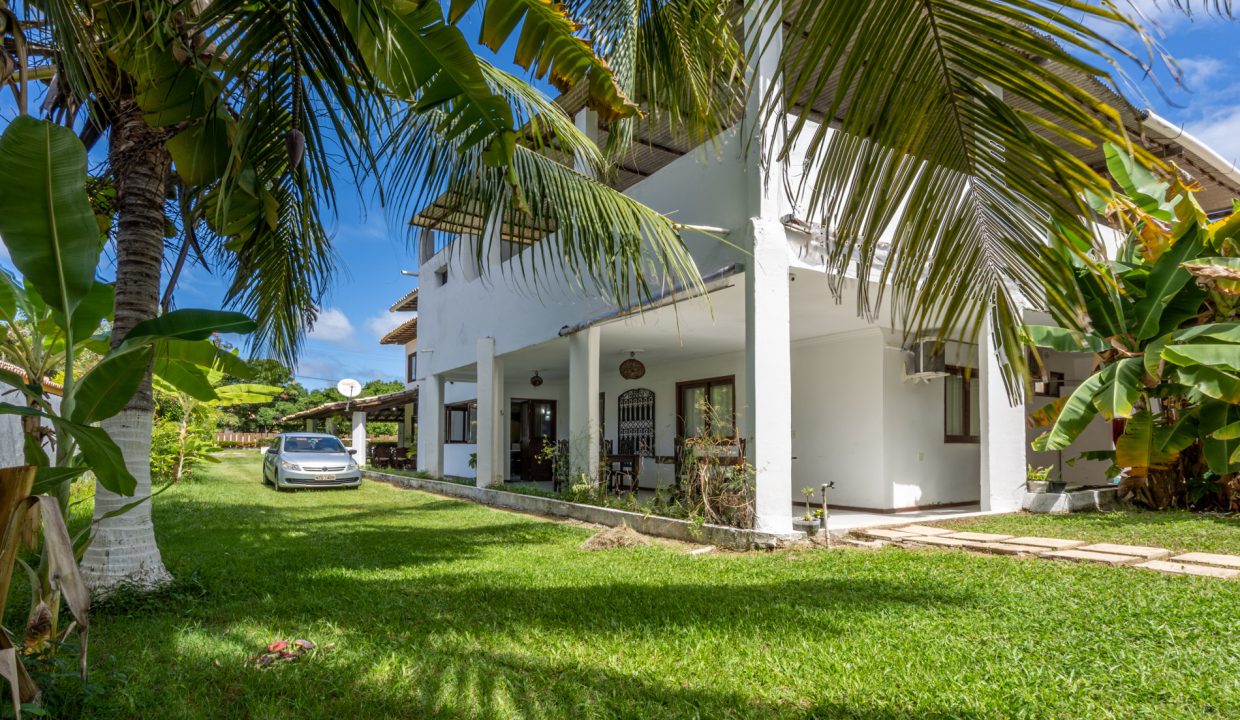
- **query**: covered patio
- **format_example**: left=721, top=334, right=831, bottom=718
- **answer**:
left=280, top=386, right=418, bottom=466
left=416, top=264, right=1008, bottom=528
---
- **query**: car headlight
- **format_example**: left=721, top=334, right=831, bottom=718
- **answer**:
left=346, top=460, right=359, bottom=470
left=280, top=461, right=302, bottom=471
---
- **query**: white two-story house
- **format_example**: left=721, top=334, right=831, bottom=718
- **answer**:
left=379, top=28, right=1240, bottom=535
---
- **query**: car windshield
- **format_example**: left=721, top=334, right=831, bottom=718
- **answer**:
left=283, top=436, right=346, bottom=453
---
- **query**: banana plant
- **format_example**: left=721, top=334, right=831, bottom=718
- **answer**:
left=0, top=116, right=259, bottom=714
left=1027, top=144, right=1240, bottom=510
left=154, top=365, right=281, bottom=484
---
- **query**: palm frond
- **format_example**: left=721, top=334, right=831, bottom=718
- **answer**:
left=196, top=0, right=384, bottom=212
left=382, top=104, right=699, bottom=311
left=449, top=0, right=641, bottom=122
left=755, top=0, right=1177, bottom=397
left=564, top=0, right=745, bottom=165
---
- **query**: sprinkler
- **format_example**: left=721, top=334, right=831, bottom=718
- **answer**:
left=820, top=481, right=836, bottom=548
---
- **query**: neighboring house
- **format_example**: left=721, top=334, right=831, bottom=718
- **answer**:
left=0, top=359, right=62, bottom=465
left=381, top=48, right=1240, bottom=534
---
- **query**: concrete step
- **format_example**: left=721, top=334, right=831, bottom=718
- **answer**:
left=1042, top=549, right=1142, bottom=566
left=1002, top=537, right=1085, bottom=550
left=893, top=524, right=955, bottom=536
left=854, top=528, right=920, bottom=541
left=1076, top=543, right=1170, bottom=560
left=942, top=531, right=1014, bottom=542
left=1170, top=552, right=1240, bottom=569
left=1135, top=560, right=1240, bottom=579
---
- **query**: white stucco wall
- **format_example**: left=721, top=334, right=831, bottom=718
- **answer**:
left=789, top=331, right=887, bottom=509
left=1, top=383, right=60, bottom=466
left=881, top=345, right=980, bottom=509
left=415, top=127, right=750, bottom=381
left=1026, top=353, right=1115, bottom=487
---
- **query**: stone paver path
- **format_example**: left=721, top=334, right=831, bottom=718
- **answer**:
left=851, top=526, right=1240, bottom=580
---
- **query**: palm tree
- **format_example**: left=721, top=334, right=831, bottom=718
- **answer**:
left=3, top=0, right=1226, bottom=589
left=0, top=0, right=702, bottom=588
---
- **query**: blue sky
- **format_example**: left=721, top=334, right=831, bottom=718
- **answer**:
left=2, top=5, right=1238, bottom=389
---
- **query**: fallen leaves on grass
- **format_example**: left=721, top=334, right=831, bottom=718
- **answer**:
left=251, top=639, right=319, bottom=669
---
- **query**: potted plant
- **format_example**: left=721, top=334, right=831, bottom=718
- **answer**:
left=1026, top=465, right=1058, bottom=493
left=792, top=486, right=818, bottom=535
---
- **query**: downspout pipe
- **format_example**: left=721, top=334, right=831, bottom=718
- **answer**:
left=1138, top=109, right=1240, bottom=188
left=558, top=263, right=745, bottom=337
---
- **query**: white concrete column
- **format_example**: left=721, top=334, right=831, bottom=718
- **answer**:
left=304, top=419, right=315, bottom=432
left=418, top=374, right=445, bottom=477
left=475, top=337, right=505, bottom=487
left=351, top=411, right=367, bottom=467
left=568, top=326, right=601, bottom=482
left=475, top=209, right=504, bottom=281
left=742, top=5, right=792, bottom=534
left=419, top=227, right=434, bottom=265
left=746, top=220, right=794, bottom=533
left=979, top=314, right=1027, bottom=511
left=573, top=109, right=599, bottom=177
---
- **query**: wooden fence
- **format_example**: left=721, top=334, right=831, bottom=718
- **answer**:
left=216, top=432, right=278, bottom=448
left=216, top=432, right=402, bottom=448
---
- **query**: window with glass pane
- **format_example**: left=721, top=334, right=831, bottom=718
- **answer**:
left=944, top=366, right=979, bottom=443
left=681, top=385, right=706, bottom=437
left=445, top=402, right=478, bottom=444
left=677, top=377, right=736, bottom=438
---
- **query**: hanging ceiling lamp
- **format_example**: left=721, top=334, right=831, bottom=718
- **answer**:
left=619, top=351, right=646, bottom=380
left=530, top=370, right=544, bottom=387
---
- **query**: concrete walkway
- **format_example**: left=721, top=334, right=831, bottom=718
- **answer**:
left=851, top=525, right=1240, bottom=580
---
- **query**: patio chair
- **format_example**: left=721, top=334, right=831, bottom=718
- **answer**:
left=605, top=453, right=640, bottom=495
left=391, top=446, right=412, bottom=470
left=370, top=445, right=393, bottom=469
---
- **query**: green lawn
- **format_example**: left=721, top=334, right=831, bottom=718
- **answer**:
left=936, top=510, right=1240, bottom=555
left=58, top=454, right=1240, bottom=718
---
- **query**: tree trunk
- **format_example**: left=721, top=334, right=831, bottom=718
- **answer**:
left=79, top=100, right=172, bottom=591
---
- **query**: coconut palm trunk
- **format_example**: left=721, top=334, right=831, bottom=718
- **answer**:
left=79, top=100, right=173, bottom=590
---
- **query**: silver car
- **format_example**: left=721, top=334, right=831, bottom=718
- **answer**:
left=262, top=433, right=362, bottom=490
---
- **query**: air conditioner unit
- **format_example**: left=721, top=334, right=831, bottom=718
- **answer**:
left=905, top=338, right=948, bottom=380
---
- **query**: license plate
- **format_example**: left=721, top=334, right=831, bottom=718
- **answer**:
left=315, top=474, right=336, bottom=482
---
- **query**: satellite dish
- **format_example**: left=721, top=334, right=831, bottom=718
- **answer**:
left=336, top=378, right=362, bottom=398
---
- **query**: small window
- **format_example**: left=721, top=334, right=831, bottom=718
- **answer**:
left=618, top=388, right=655, bottom=456
left=944, top=366, right=980, bottom=443
left=445, top=402, right=477, bottom=444
left=406, top=353, right=417, bottom=383
left=677, top=376, right=735, bottom=439
left=435, top=268, right=448, bottom=286
left=1033, top=370, right=1064, bottom=397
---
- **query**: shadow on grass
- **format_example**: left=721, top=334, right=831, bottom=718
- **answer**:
left=76, top=476, right=996, bottom=719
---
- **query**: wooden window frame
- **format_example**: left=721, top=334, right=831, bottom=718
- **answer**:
left=1033, top=370, right=1065, bottom=398
left=406, top=353, right=417, bottom=384
left=676, top=375, right=736, bottom=439
left=943, top=366, right=979, bottom=444
left=445, top=401, right=477, bottom=444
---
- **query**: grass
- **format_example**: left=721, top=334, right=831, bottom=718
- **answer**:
left=46, top=453, right=1240, bottom=718
left=936, top=511, right=1240, bottom=555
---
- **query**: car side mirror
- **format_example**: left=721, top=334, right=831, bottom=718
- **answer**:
left=348, top=448, right=358, bottom=455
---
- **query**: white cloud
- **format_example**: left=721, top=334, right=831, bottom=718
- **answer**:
left=1188, top=104, right=1240, bottom=165
left=308, top=307, right=355, bottom=344
left=1178, top=56, right=1225, bottom=93
left=364, top=311, right=414, bottom=340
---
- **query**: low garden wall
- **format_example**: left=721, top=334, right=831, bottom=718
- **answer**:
left=363, top=470, right=802, bottom=551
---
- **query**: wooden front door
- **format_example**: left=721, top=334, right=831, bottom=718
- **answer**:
left=514, top=399, right=557, bottom=482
